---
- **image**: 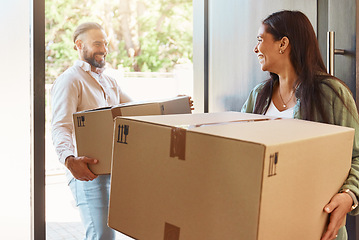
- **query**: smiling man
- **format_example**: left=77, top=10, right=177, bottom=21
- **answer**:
left=51, top=22, right=132, bottom=240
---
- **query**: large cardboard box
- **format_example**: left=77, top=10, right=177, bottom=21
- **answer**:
left=73, top=96, right=191, bottom=174
left=108, top=112, right=354, bottom=240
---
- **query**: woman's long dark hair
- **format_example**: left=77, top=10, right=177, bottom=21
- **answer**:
left=253, top=10, right=351, bottom=122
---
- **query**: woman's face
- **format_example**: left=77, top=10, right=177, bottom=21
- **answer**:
left=254, top=24, right=282, bottom=73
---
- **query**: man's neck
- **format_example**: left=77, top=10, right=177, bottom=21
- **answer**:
left=90, top=65, right=97, bottom=73
left=88, top=63, right=104, bottom=74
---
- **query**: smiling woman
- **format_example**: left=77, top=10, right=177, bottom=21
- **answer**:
left=255, top=25, right=283, bottom=72
left=242, top=10, right=359, bottom=240
left=254, top=23, right=296, bottom=112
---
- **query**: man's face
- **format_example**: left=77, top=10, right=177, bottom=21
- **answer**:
left=80, top=29, right=108, bottom=69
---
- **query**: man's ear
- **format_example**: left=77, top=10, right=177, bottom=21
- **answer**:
left=74, top=39, right=83, bottom=51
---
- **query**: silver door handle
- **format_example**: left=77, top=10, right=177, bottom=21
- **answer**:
left=327, top=31, right=345, bottom=75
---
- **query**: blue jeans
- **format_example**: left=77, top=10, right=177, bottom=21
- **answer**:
left=69, top=175, right=115, bottom=240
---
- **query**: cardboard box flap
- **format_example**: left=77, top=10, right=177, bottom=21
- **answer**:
left=111, top=96, right=191, bottom=117
left=168, top=116, right=276, bottom=161
left=190, top=118, right=355, bottom=146
left=161, top=96, right=192, bottom=114
left=74, top=96, right=191, bottom=117
left=112, top=96, right=190, bottom=109
left=115, top=112, right=277, bottom=161
left=113, top=100, right=161, bottom=108
left=115, top=112, right=270, bottom=128
left=115, top=114, right=354, bottom=162
left=76, top=106, right=112, bottom=113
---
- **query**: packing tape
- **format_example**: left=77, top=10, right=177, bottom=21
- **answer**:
left=170, top=127, right=186, bottom=160
left=164, top=222, right=180, bottom=240
left=111, top=107, right=123, bottom=119
left=169, top=117, right=280, bottom=160
left=180, top=117, right=277, bottom=130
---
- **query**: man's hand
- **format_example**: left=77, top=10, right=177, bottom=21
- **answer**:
left=65, top=156, right=98, bottom=181
left=321, top=192, right=353, bottom=240
left=189, top=96, right=194, bottom=111
left=177, top=95, right=194, bottom=111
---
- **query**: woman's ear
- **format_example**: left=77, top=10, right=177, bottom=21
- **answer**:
left=280, top=36, right=290, bottom=52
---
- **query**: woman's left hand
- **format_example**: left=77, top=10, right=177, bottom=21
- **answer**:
left=321, top=192, right=353, bottom=240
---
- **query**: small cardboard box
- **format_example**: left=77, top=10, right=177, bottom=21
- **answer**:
left=108, top=112, right=354, bottom=240
left=73, top=96, right=191, bottom=174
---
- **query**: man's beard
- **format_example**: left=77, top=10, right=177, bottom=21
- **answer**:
left=82, top=46, right=106, bottom=68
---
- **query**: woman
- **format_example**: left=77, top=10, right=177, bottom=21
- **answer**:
left=241, top=10, right=359, bottom=240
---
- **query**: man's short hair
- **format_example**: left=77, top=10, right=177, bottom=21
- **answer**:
left=73, top=22, right=103, bottom=50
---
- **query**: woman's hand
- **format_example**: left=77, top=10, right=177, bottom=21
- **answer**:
left=321, top=192, right=353, bottom=240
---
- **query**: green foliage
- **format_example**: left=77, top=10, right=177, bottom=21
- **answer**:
left=45, top=0, right=193, bottom=83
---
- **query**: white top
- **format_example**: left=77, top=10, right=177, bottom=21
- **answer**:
left=51, top=60, right=132, bottom=182
left=265, top=100, right=294, bottom=118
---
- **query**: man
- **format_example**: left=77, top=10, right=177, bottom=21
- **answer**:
left=51, top=22, right=132, bottom=239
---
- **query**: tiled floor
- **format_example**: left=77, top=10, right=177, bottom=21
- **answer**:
left=47, top=222, right=84, bottom=240
left=46, top=173, right=83, bottom=240
left=46, top=173, right=133, bottom=240
left=45, top=127, right=133, bottom=240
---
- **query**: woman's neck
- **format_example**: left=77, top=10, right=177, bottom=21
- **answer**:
left=277, top=64, right=298, bottom=92
left=271, top=66, right=298, bottom=111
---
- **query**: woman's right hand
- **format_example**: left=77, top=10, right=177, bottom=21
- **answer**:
left=321, top=192, right=353, bottom=240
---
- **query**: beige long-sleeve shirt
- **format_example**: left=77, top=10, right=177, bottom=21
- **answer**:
left=51, top=60, right=131, bottom=181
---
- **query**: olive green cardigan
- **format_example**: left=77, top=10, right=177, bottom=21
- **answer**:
left=241, top=78, right=359, bottom=239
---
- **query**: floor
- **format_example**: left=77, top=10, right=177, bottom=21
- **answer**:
left=45, top=129, right=133, bottom=240
left=46, top=173, right=134, bottom=240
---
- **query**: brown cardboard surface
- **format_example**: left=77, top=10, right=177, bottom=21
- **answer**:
left=108, top=112, right=354, bottom=239
left=121, top=111, right=270, bottom=127
left=73, top=96, right=192, bottom=174
left=73, top=108, right=114, bottom=174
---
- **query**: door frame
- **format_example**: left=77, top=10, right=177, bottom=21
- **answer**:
left=31, top=0, right=45, bottom=239
left=356, top=0, right=359, bottom=107
left=33, top=0, right=359, bottom=239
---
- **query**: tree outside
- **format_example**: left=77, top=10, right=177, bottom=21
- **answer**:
left=45, top=2, right=193, bottom=239
left=45, top=0, right=193, bottom=84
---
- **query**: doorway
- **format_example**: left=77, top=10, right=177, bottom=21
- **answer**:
left=45, top=0, right=193, bottom=239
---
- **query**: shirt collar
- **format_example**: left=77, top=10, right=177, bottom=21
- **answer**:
left=75, top=60, right=105, bottom=74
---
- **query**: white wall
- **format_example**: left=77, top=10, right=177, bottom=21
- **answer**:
left=193, top=0, right=205, bottom=113
left=0, top=0, right=31, bottom=239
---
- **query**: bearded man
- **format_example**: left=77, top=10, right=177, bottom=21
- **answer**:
left=51, top=22, right=132, bottom=240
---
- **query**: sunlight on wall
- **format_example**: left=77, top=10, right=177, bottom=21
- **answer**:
left=0, top=0, right=31, bottom=239
left=105, top=63, right=193, bottom=102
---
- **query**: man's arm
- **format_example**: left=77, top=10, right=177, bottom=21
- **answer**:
left=119, top=86, right=133, bottom=104
left=51, top=75, right=98, bottom=180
